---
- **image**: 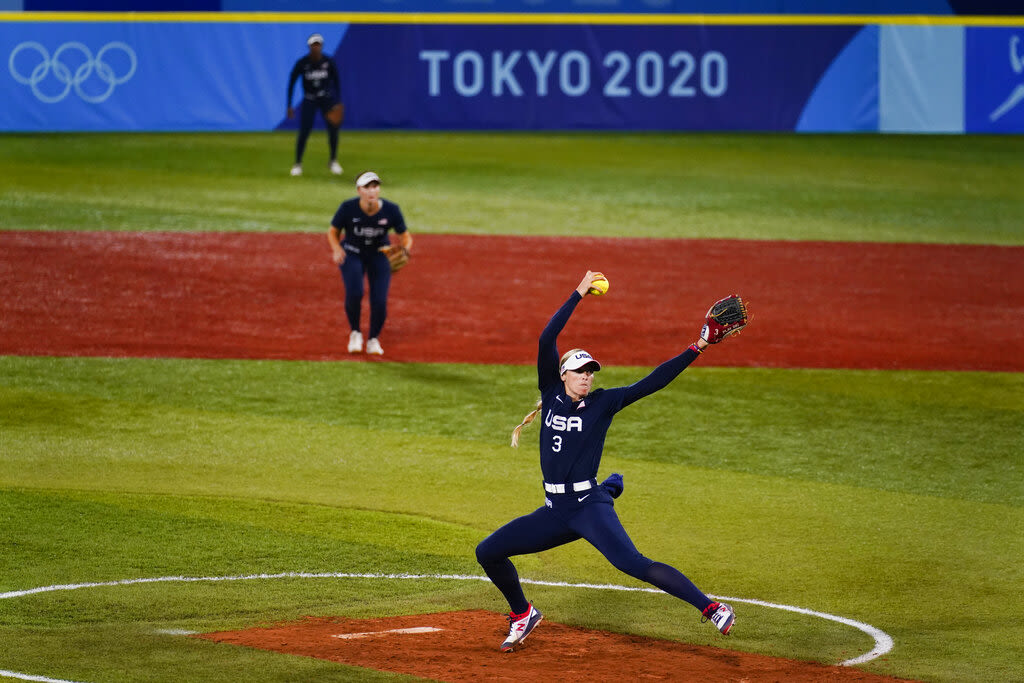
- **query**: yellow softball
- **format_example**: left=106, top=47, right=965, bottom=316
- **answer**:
left=588, top=277, right=610, bottom=296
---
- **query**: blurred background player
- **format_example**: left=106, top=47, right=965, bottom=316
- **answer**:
left=327, top=171, right=412, bottom=356
left=476, top=271, right=738, bottom=652
left=286, top=33, right=343, bottom=177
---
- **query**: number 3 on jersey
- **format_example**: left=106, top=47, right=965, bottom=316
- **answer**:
left=552, top=435, right=562, bottom=452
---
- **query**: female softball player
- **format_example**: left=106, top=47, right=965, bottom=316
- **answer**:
left=286, top=33, right=343, bottom=177
left=476, top=271, right=739, bottom=652
left=327, top=171, right=412, bottom=356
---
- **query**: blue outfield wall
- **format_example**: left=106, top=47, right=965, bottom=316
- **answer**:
left=4, top=22, right=326, bottom=131
left=2, top=16, right=1023, bottom=132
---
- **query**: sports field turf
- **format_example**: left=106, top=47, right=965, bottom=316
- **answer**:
left=1, top=132, right=1023, bottom=683
left=3, top=131, right=1022, bottom=244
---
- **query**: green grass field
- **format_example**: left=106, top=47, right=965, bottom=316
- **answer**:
left=2, top=132, right=1023, bottom=683
left=3, top=131, right=1023, bottom=244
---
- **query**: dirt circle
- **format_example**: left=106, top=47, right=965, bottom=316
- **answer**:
left=198, top=610, right=915, bottom=682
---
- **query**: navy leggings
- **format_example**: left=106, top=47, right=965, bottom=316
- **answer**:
left=339, top=251, right=391, bottom=339
left=476, top=497, right=712, bottom=615
left=295, top=97, right=339, bottom=164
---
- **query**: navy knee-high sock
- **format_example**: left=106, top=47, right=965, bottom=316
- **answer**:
left=642, top=561, right=713, bottom=612
left=295, top=128, right=312, bottom=164
left=478, top=557, right=530, bottom=615
left=328, top=126, right=339, bottom=160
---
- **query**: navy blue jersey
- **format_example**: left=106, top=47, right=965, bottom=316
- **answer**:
left=536, top=292, right=700, bottom=485
left=331, top=198, right=407, bottom=257
left=287, top=54, right=340, bottom=106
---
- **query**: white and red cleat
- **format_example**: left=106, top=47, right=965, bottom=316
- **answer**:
left=702, top=601, right=735, bottom=635
left=500, top=603, right=543, bottom=652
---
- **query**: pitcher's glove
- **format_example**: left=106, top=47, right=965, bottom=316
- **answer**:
left=379, top=244, right=410, bottom=273
left=700, top=295, right=749, bottom=344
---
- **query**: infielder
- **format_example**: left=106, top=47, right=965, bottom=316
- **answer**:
left=476, top=271, right=747, bottom=652
left=286, top=33, right=343, bottom=177
left=327, top=171, right=412, bottom=356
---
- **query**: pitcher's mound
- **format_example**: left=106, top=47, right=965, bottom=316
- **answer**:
left=197, top=609, right=912, bottom=682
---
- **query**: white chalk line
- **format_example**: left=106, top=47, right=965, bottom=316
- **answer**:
left=0, top=571, right=893, bottom=683
left=0, top=673, right=79, bottom=683
left=332, top=626, right=443, bottom=640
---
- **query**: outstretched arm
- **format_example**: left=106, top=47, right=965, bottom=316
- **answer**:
left=537, top=293, right=579, bottom=390
left=537, top=271, right=606, bottom=389
left=620, top=293, right=749, bottom=408
left=620, top=344, right=702, bottom=408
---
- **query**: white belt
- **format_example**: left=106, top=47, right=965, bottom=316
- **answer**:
left=544, top=480, right=594, bottom=494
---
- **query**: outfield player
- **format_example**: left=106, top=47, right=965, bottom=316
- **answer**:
left=476, top=271, right=737, bottom=652
left=327, top=171, right=412, bottom=356
left=286, top=33, right=343, bottom=177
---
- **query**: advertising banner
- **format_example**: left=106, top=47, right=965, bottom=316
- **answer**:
left=879, top=25, right=964, bottom=133
left=3, top=18, right=1021, bottom=133
left=965, top=27, right=1024, bottom=133
left=2, top=21, right=341, bottom=131
left=333, top=23, right=862, bottom=131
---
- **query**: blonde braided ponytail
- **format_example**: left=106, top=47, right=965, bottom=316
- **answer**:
left=510, top=398, right=543, bottom=448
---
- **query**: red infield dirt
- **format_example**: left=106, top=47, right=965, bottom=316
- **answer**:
left=197, top=610, right=915, bottom=682
left=1, top=231, right=1022, bottom=371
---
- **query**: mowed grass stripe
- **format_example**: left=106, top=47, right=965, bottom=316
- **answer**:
left=2, top=132, right=1021, bottom=244
left=2, top=357, right=1019, bottom=504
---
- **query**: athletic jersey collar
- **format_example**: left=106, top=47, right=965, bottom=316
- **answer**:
left=555, top=391, right=591, bottom=410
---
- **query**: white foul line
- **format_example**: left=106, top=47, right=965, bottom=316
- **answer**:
left=0, top=673, right=81, bottom=683
left=0, top=571, right=893, bottom=682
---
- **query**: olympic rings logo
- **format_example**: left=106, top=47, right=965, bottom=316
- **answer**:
left=8, top=41, right=137, bottom=104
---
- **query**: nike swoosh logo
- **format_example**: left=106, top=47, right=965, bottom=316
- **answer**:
left=577, top=494, right=590, bottom=502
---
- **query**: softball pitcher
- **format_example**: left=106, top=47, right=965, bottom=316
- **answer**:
left=476, top=271, right=745, bottom=652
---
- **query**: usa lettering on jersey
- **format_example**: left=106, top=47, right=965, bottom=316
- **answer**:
left=544, top=410, right=583, bottom=432
left=351, top=225, right=387, bottom=237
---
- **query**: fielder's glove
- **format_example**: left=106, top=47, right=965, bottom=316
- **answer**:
left=700, top=295, right=749, bottom=344
left=600, top=473, right=624, bottom=499
left=326, top=103, right=344, bottom=127
left=379, top=244, right=410, bottom=273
